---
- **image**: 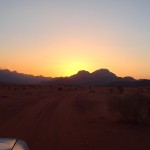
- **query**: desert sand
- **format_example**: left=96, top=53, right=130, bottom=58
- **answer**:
left=0, top=84, right=150, bottom=150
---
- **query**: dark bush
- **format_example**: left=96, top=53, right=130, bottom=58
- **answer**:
left=108, top=92, right=150, bottom=124
left=116, top=86, right=124, bottom=94
left=58, top=87, right=63, bottom=91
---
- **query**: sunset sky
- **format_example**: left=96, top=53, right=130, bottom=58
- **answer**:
left=0, top=0, right=150, bottom=79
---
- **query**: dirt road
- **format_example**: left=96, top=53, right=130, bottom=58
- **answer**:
left=0, top=85, right=150, bottom=150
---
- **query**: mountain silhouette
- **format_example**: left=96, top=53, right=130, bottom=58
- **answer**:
left=0, top=69, right=51, bottom=84
left=0, top=68, right=149, bottom=86
left=50, top=69, right=139, bottom=86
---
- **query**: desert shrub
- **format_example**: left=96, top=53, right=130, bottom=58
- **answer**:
left=58, top=87, right=63, bottom=91
left=22, top=87, right=26, bottom=90
left=1, top=95, right=7, bottom=98
left=90, top=90, right=95, bottom=93
left=108, top=92, right=150, bottom=124
left=116, top=86, right=124, bottom=94
left=14, top=87, right=18, bottom=91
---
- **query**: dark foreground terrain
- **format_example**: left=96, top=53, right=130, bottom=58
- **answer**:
left=0, top=85, right=150, bottom=150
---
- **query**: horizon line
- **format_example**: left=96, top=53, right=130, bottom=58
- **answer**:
left=1, top=68, right=150, bottom=80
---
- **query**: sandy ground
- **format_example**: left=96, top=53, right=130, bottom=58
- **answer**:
left=0, top=85, right=150, bottom=150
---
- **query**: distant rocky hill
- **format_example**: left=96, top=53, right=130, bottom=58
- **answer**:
left=0, top=68, right=150, bottom=86
left=0, top=69, right=51, bottom=84
left=50, top=69, right=149, bottom=86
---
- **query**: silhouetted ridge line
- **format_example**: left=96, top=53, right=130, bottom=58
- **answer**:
left=0, top=68, right=150, bottom=86
left=0, top=69, right=51, bottom=84
left=49, top=69, right=150, bottom=86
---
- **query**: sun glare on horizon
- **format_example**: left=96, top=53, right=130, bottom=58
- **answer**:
left=60, top=61, right=91, bottom=77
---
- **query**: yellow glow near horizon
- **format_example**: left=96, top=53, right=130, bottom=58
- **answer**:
left=0, top=1, right=150, bottom=79
left=61, top=61, right=91, bottom=77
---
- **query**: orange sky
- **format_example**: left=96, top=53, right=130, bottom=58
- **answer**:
left=0, top=1, right=150, bottom=79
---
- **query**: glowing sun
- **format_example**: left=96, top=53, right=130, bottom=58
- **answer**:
left=62, top=61, right=90, bottom=77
